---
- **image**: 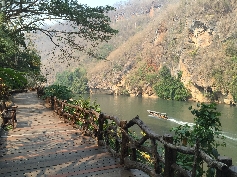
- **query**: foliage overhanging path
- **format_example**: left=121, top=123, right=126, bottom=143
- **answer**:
left=0, top=0, right=118, bottom=100
left=1, top=0, right=118, bottom=59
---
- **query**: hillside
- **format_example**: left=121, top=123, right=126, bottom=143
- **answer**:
left=40, top=0, right=237, bottom=104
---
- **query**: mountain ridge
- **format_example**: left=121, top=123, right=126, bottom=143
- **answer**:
left=40, top=0, right=237, bottom=104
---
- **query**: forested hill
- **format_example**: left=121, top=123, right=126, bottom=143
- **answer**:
left=41, top=0, right=237, bottom=104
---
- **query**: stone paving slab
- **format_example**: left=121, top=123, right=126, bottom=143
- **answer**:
left=0, top=91, right=148, bottom=177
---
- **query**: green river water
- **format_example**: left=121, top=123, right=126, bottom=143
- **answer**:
left=81, top=94, right=237, bottom=166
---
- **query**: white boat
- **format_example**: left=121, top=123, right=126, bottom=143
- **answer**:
left=147, top=110, right=168, bottom=119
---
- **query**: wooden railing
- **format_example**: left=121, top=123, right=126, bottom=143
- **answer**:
left=52, top=97, right=237, bottom=177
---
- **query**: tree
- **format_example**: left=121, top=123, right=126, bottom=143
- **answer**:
left=0, top=68, right=27, bottom=91
left=0, top=16, right=24, bottom=68
left=0, top=0, right=117, bottom=97
left=0, top=0, right=118, bottom=59
left=0, top=19, right=45, bottom=89
left=55, top=67, right=88, bottom=94
left=153, top=66, right=191, bottom=101
left=43, top=84, right=73, bottom=100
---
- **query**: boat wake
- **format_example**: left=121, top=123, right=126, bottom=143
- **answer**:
left=148, top=115, right=194, bottom=126
left=167, top=119, right=237, bottom=142
left=168, top=119, right=237, bottom=142
left=167, top=118, right=195, bottom=127
left=148, top=115, right=237, bottom=142
left=221, top=132, right=237, bottom=141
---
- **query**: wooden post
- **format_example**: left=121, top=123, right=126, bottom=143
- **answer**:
left=114, top=127, right=120, bottom=153
left=62, top=113, right=67, bottom=123
left=229, top=166, right=237, bottom=177
left=97, top=114, right=104, bottom=146
left=191, top=140, right=200, bottom=177
left=151, top=138, right=162, bottom=174
left=72, top=114, right=76, bottom=125
left=216, top=156, right=232, bottom=177
left=59, top=102, right=65, bottom=116
left=115, top=137, right=120, bottom=153
left=120, top=120, right=128, bottom=165
left=131, top=148, right=137, bottom=161
left=53, top=96, right=57, bottom=112
left=105, top=130, right=109, bottom=146
left=57, top=102, right=61, bottom=115
left=164, top=134, right=176, bottom=177
left=2, top=100, right=6, bottom=110
left=50, top=96, right=54, bottom=110
left=84, top=112, right=89, bottom=131
left=0, top=101, right=3, bottom=112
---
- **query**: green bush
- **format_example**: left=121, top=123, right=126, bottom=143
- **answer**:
left=0, top=68, right=27, bottom=90
left=171, top=103, right=226, bottom=177
left=153, top=66, right=191, bottom=101
left=43, top=84, right=73, bottom=100
left=55, top=67, right=89, bottom=94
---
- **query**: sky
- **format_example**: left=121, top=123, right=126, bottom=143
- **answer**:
left=77, top=0, right=121, bottom=7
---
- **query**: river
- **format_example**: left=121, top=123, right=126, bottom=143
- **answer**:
left=80, top=94, right=237, bottom=166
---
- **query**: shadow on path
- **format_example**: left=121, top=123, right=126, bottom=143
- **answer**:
left=0, top=91, right=148, bottom=177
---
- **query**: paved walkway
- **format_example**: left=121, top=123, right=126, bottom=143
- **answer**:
left=0, top=92, right=146, bottom=177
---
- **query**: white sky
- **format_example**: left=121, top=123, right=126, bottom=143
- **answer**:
left=77, top=0, right=121, bottom=7
left=43, top=0, right=123, bottom=25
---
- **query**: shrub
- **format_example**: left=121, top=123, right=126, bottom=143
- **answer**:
left=153, top=66, right=191, bottom=101
left=43, top=84, right=73, bottom=100
left=171, top=103, right=226, bottom=177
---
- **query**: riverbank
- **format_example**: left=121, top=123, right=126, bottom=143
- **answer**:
left=89, top=87, right=236, bottom=106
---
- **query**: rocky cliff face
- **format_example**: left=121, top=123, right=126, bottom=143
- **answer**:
left=36, top=0, right=237, bottom=105
left=86, top=0, right=237, bottom=104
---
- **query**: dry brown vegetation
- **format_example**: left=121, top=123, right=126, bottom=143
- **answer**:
left=39, top=0, right=237, bottom=103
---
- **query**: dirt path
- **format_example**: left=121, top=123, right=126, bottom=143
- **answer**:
left=0, top=91, right=146, bottom=177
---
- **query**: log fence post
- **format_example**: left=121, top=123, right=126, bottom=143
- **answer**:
left=115, top=135, right=120, bottom=153
left=151, top=138, right=162, bottom=174
left=53, top=96, right=57, bottom=112
left=229, top=166, right=237, bottom=177
left=216, top=156, right=232, bottom=177
left=97, top=114, right=104, bottom=146
left=57, top=100, right=61, bottom=115
left=50, top=96, right=54, bottom=110
left=131, top=148, right=137, bottom=161
left=120, top=120, right=128, bottom=165
left=60, top=102, right=65, bottom=116
left=62, top=113, right=67, bottom=123
left=164, top=134, right=176, bottom=177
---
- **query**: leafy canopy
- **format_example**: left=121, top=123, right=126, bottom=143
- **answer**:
left=0, top=0, right=118, bottom=58
left=0, top=67, right=27, bottom=89
left=0, top=20, right=45, bottom=90
left=0, top=0, right=117, bottom=98
left=54, top=67, right=89, bottom=94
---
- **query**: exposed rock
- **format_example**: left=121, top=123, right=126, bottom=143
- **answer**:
left=86, top=0, right=237, bottom=105
left=188, top=20, right=213, bottom=48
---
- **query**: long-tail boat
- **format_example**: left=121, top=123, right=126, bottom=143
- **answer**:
left=147, top=110, right=168, bottom=119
